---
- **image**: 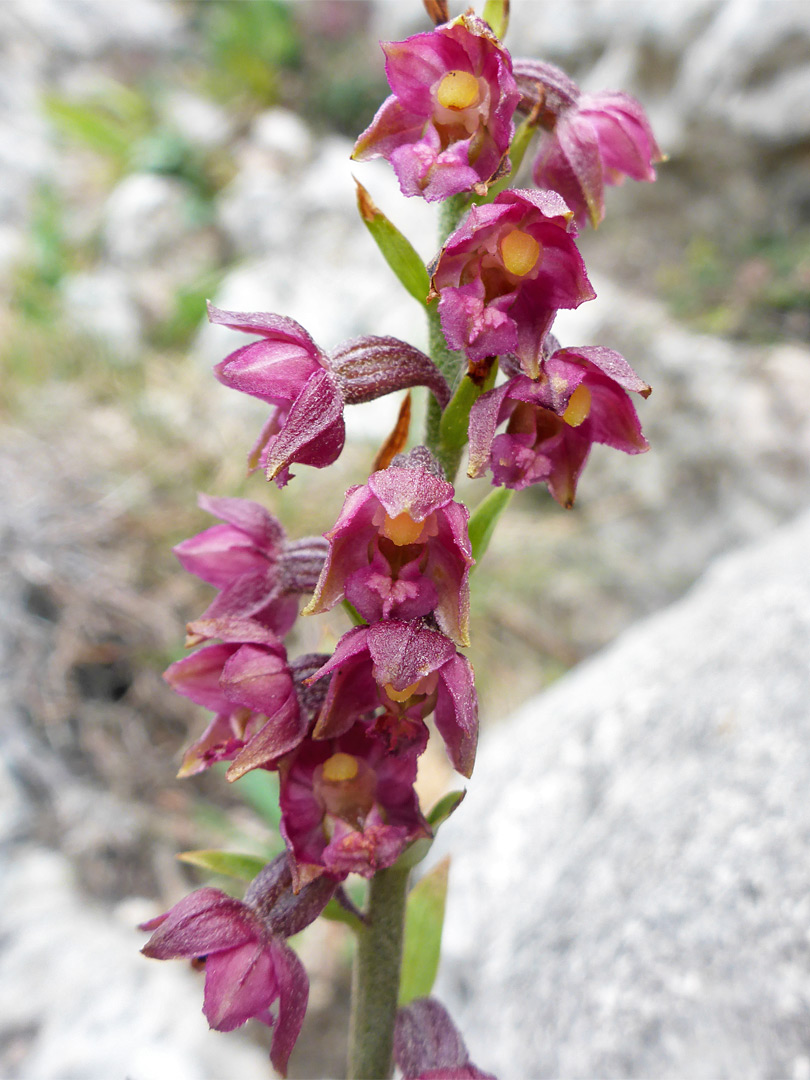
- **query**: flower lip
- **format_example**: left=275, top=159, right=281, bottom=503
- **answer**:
left=436, top=70, right=480, bottom=110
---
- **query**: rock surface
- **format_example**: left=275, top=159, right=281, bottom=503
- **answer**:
left=435, top=506, right=810, bottom=1080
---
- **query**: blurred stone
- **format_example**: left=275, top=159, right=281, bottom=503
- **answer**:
left=162, top=90, right=233, bottom=151
left=435, top=506, right=810, bottom=1079
left=62, top=269, right=142, bottom=358
left=252, top=107, right=314, bottom=170
left=0, top=849, right=270, bottom=1080
left=102, top=173, right=190, bottom=267
left=8, top=0, right=183, bottom=59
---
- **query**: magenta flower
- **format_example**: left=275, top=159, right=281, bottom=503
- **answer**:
left=209, top=305, right=450, bottom=486
left=141, top=855, right=335, bottom=1076
left=514, top=59, right=663, bottom=227
left=310, top=620, right=478, bottom=778
left=174, top=494, right=327, bottom=636
left=468, top=345, right=651, bottom=506
left=163, top=617, right=321, bottom=779
left=395, top=998, right=497, bottom=1080
left=352, top=14, right=519, bottom=202
left=278, top=720, right=429, bottom=886
left=305, top=453, right=473, bottom=645
left=429, top=189, right=594, bottom=377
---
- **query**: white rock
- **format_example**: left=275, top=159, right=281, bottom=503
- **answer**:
left=102, top=173, right=190, bottom=267
left=62, top=269, right=142, bottom=358
left=162, top=90, right=232, bottom=150
left=435, top=506, right=810, bottom=1079
left=0, top=849, right=271, bottom=1080
left=252, top=107, right=314, bottom=169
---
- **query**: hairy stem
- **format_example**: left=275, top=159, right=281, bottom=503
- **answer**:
left=425, top=193, right=470, bottom=472
left=347, top=866, right=410, bottom=1080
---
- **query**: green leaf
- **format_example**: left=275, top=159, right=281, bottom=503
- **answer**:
left=468, top=486, right=514, bottom=563
left=355, top=179, right=430, bottom=307
left=483, top=117, right=537, bottom=203
left=320, top=897, right=365, bottom=935
left=427, top=789, right=466, bottom=829
left=482, top=0, right=509, bottom=40
left=232, top=769, right=282, bottom=829
left=342, top=599, right=367, bottom=627
left=177, top=849, right=267, bottom=881
left=399, top=857, right=450, bottom=1005
left=438, top=361, right=499, bottom=453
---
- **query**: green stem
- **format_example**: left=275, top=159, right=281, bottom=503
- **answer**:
left=425, top=193, right=470, bottom=472
left=347, top=866, right=410, bottom=1080
left=425, top=301, right=465, bottom=477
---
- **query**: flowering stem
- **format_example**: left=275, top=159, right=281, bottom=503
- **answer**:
left=347, top=865, right=410, bottom=1080
left=425, top=302, right=465, bottom=477
left=425, top=193, right=470, bottom=473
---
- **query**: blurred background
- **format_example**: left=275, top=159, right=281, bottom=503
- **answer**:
left=1, top=1, right=809, bottom=1077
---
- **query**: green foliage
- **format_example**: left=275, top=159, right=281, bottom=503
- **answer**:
left=427, top=790, right=466, bottom=829
left=355, top=180, right=431, bottom=307
left=11, top=184, right=70, bottom=323
left=438, top=363, right=499, bottom=455
left=659, top=229, right=810, bottom=341
left=151, top=270, right=225, bottom=349
left=399, top=858, right=450, bottom=1005
left=43, top=80, right=153, bottom=176
left=177, top=849, right=268, bottom=881
left=469, top=487, right=515, bottom=564
left=483, top=0, right=510, bottom=40
left=199, top=0, right=301, bottom=108
left=233, top=768, right=283, bottom=831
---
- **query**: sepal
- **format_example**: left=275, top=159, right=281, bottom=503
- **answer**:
left=331, top=335, right=450, bottom=409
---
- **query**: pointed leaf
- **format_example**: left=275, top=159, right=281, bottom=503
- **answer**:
left=177, top=849, right=267, bottom=882
left=232, top=769, right=282, bottom=828
left=355, top=179, right=431, bottom=307
left=438, top=362, right=498, bottom=453
left=399, top=857, right=450, bottom=1005
left=427, top=789, right=466, bottom=830
left=468, top=487, right=514, bottom=563
left=319, top=896, right=365, bottom=935
left=482, top=116, right=537, bottom=203
left=482, top=0, right=509, bottom=40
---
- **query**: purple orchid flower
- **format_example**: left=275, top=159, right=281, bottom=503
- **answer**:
left=163, top=617, right=325, bottom=779
left=352, top=14, right=519, bottom=202
left=304, top=454, right=473, bottom=646
left=429, top=189, right=594, bottom=378
left=174, top=494, right=327, bottom=636
left=514, top=59, right=663, bottom=228
left=141, top=855, right=335, bottom=1076
left=395, top=998, right=497, bottom=1080
left=209, top=305, right=450, bottom=487
left=309, top=619, right=478, bottom=779
left=468, top=344, right=651, bottom=506
left=278, top=720, right=430, bottom=887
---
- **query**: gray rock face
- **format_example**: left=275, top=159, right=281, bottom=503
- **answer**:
left=0, top=849, right=270, bottom=1080
left=435, top=508, right=810, bottom=1079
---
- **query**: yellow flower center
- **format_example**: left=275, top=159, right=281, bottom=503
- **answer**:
left=382, top=511, right=424, bottom=546
left=562, top=384, right=592, bottom=427
left=384, top=681, right=422, bottom=703
left=437, top=70, right=480, bottom=111
left=321, top=752, right=359, bottom=783
left=500, top=230, right=541, bottom=277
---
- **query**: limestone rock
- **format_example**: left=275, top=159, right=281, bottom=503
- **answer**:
left=435, top=507, right=810, bottom=1079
